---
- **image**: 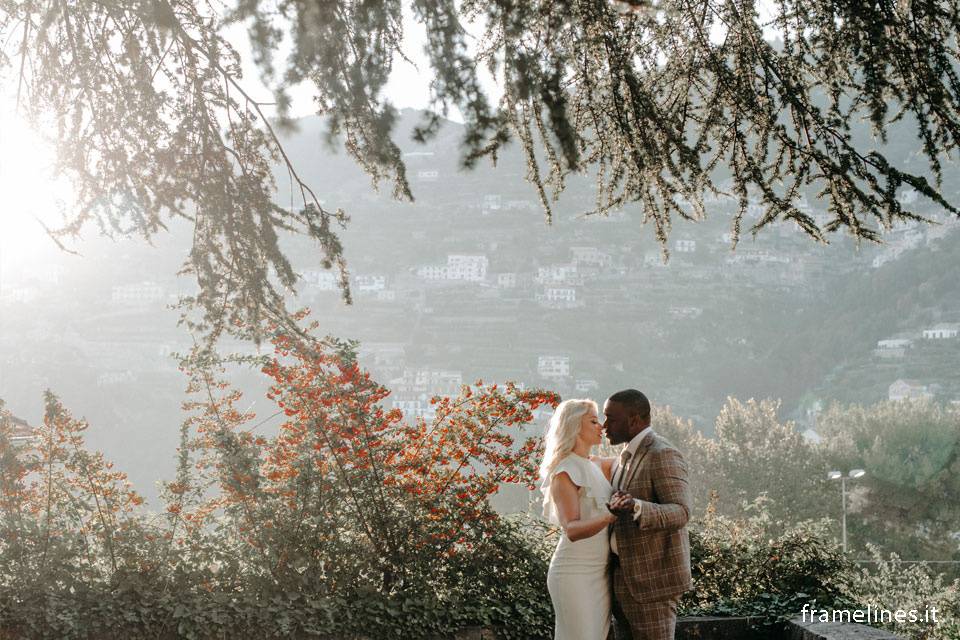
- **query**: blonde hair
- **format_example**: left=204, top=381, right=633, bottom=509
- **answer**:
left=539, top=398, right=598, bottom=483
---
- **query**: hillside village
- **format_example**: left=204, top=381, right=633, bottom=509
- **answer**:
left=3, top=112, right=960, bottom=499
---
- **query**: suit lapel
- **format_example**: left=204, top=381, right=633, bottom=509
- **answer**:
left=624, top=431, right=655, bottom=490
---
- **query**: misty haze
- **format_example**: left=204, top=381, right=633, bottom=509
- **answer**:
left=2, top=2, right=959, bottom=639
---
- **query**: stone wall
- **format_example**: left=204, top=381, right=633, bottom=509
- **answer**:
left=449, top=615, right=904, bottom=639
left=787, top=616, right=902, bottom=640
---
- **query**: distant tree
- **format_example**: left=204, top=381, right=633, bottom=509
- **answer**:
left=0, top=392, right=146, bottom=593
left=817, top=400, right=960, bottom=559
left=644, top=400, right=831, bottom=523
left=708, top=398, right=832, bottom=525
left=4, top=1, right=960, bottom=339
left=642, top=405, right=717, bottom=516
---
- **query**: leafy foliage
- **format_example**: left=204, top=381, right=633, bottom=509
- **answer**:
left=2, top=380, right=959, bottom=638
left=0, top=327, right=559, bottom=638
left=852, top=546, right=960, bottom=640
left=683, top=500, right=960, bottom=640
left=234, top=0, right=960, bottom=241
left=682, top=499, right=855, bottom=624
left=4, top=1, right=960, bottom=340
left=650, top=397, right=960, bottom=565
left=0, top=0, right=350, bottom=344
left=817, top=400, right=960, bottom=560
left=651, top=399, right=833, bottom=526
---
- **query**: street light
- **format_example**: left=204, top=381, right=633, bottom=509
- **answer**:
left=828, top=469, right=866, bottom=553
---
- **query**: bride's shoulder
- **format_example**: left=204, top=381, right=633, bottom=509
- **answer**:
left=556, top=454, right=587, bottom=472
left=588, top=455, right=615, bottom=481
left=546, top=455, right=587, bottom=489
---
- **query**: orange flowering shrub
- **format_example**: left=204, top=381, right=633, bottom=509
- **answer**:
left=169, top=324, right=558, bottom=594
left=0, top=323, right=560, bottom=638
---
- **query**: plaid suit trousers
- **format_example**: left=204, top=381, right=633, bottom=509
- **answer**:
left=612, top=563, right=680, bottom=640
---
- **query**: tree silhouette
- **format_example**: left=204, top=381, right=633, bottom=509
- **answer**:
left=4, top=0, right=960, bottom=340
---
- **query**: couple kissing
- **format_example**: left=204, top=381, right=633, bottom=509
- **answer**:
left=539, top=389, right=692, bottom=640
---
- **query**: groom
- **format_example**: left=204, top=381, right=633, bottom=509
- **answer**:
left=604, top=389, right=691, bottom=640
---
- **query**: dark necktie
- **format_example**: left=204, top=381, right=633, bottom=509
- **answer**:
left=616, top=449, right=633, bottom=490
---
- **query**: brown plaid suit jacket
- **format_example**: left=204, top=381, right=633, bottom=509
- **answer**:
left=612, top=430, right=692, bottom=604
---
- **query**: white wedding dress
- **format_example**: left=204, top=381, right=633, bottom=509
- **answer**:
left=542, top=454, right=613, bottom=640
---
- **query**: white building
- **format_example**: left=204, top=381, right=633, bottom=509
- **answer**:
left=416, top=265, right=448, bottom=281
left=414, top=369, right=463, bottom=395
left=417, top=255, right=489, bottom=282
left=536, top=264, right=578, bottom=284
left=497, top=273, right=517, bottom=289
left=570, top=246, right=612, bottom=268
left=544, top=288, right=576, bottom=303
left=505, top=199, right=537, bottom=211
left=537, top=287, right=580, bottom=309
left=538, top=356, right=571, bottom=379
left=303, top=269, right=339, bottom=291
left=888, top=379, right=934, bottom=402
left=875, top=337, right=912, bottom=359
left=644, top=251, right=668, bottom=268
left=725, top=249, right=790, bottom=265
left=96, top=370, right=136, bottom=387
left=575, top=379, right=599, bottom=393
left=355, top=275, right=386, bottom=292
left=872, top=251, right=898, bottom=269
left=482, top=194, right=502, bottom=211
left=446, top=254, right=488, bottom=281
left=111, top=281, right=165, bottom=305
left=0, top=286, right=39, bottom=304
left=876, top=338, right=913, bottom=350
left=4, top=414, right=37, bottom=446
left=393, top=368, right=463, bottom=396
left=392, top=398, right=423, bottom=414
left=674, top=239, right=696, bottom=253
left=922, top=323, right=959, bottom=340
left=874, top=230, right=923, bottom=267
left=669, top=306, right=703, bottom=319
left=416, top=170, right=439, bottom=182
left=391, top=396, right=436, bottom=420
left=359, top=343, right=405, bottom=370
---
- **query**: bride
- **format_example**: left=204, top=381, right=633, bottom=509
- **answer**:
left=540, top=399, right=630, bottom=640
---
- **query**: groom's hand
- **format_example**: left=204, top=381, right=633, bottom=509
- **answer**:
left=607, top=491, right=635, bottom=515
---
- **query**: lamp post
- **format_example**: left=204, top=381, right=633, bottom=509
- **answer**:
left=828, top=469, right=865, bottom=553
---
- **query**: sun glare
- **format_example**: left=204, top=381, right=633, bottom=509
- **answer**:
left=0, top=108, right=74, bottom=266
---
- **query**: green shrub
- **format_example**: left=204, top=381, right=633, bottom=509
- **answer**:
left=851, top=546, right=960, bottom=640
left=682, top=497, right=856, bottom=626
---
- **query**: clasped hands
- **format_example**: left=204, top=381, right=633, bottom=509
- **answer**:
left=606, top=490, right=635, bottom=518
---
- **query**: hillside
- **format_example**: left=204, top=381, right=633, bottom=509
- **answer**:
left=3, top=110, right=959, bottom=501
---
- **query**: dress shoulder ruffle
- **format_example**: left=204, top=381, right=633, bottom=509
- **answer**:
left=541, top=455, right=612, bottom=526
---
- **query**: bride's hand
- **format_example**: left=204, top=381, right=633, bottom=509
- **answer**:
left=606, top=492, right=634, bottom=519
